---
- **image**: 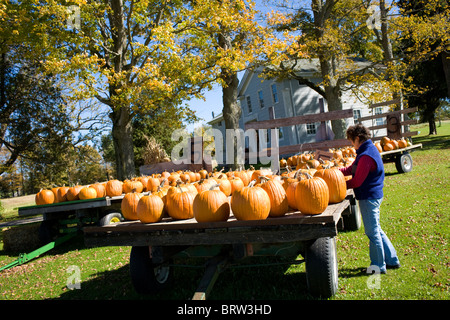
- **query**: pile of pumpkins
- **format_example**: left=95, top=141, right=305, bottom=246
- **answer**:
left=376, top=137, right=411, bottom=152
left=34, top=162, right=349, bottom=224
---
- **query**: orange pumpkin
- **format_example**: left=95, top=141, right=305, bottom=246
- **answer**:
left=213, top=174, right=232, bottom=197
left=230, top=181, right=271, bottom=221
left=79, top=186, right=98, bottom=200
left=193, top=185, right=230, bottom=223
left=66, top=185, right=83, bottom=201
left=228, top=176, right=244, bottom=194
left=121, top=191, right=143, bottom=220
left=259, top=177, right=289, bottom=217
left=166, top=186, right=195, bottom=220
left=35, top=189, right=55, bottom=205
left=123, top=180, right=144, bottom=194
left=147, top=177, right=161, bottom=193
left=295, top=173, right=329, bottom=215
left=90, top=183, right=106, bottom=198
left=56, top=186, right=70, bottom=203
left=314, top=168, right=347, bottom=204
left=106, top=179, right=123, bottom=197
left=137, top=194, right=165, bottom=223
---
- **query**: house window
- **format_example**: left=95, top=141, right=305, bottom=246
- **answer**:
left=278, top=128, right=284, bottom=140
left=271, top=84, right=278, bottom=103
left=246, top=96, right=253, bottom=114
left=258, top=90, right=265, bottom=109
left=375, top=107, right=384, bottom=126
left=353, top=109, right=361, bottom=124
left=306, top=123, right=317, bottom=135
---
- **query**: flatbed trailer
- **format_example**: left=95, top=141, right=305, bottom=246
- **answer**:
left=83, top=190, right=360, bottom=299
left=379, top=143, right=422, bottom=173
left=17, top=195, right=126, bottom=243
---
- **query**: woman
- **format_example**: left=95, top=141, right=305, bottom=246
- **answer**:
left=340, top=124, right=401, bottom=274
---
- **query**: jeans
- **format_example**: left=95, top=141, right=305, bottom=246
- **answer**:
left=358, top=198, right=400, bottom=272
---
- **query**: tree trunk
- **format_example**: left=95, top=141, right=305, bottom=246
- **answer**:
left=311, top=0, right=346, bottom=140
left=110, top=106, right=136, bottom=180
left=442, top=51, right=450, bottom=98
left=428, top=117, right=437, bottom=135
left=107, top=0, right=136, bottom=180
left=218, top=30, right=243, bottom=170
left=222, top=71, right=242, bottom=170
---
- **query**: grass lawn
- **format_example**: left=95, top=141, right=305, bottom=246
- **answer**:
left=0, top=121, right=449, bottom=301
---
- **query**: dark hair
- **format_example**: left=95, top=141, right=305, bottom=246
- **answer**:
left=346, top=124, right=371, bottom=142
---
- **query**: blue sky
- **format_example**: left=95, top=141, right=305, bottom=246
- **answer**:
left=183, top=72, right=245, bottom=134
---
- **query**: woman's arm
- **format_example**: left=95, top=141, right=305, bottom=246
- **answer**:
left=340, top=155, right=376, bottom=189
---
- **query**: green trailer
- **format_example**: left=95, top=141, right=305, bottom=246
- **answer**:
left=1, top=195, right=126, bottom=271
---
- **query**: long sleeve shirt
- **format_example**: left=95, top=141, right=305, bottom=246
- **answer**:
left=339, top=155, right=377, bottom=189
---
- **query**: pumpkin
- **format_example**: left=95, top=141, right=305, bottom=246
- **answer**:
left=90, top=183, right=106, bottom=198
left=35, top=189, right=55, bottom=205
left=228, top=176, right=244, bottom=194
left=56, top=186, right=70, bottom=203
left=375, top=142, right=383, bottom=153
left=137, top=194, right=165, bottom=223
left=79, top=186, right=98, bottom=200
left=166, top=185, right=196, bottom=220
left=194, top=178, right=216, bottom=193
left=213, top=174, right=232, bottom=196
left=295, top=173, right=329, bottom=215
left=234, top=170, right=250, bottom=186
left=383, top=143, right=394, bottom=151
left=121, top=191, right=143, bottom=220
left=123, top=180, right=144, bottom=194
left=259, top=177, right=289, bottom=217
left=279, top=158, right=287, bottom=168
left=106, top=179, right=123, bottom=197
left=314, top=167, right=347, bottom=204
left=380, top=136, right=390, bottom=146
left=147, top=177, right=161, bottom=193
left=283, top=170, right=303, bottom=210
left=66, top=185, right=83, bottom=201
left=250, top=168, right=272, bottom=182
left=230, top=180, right=271, bottom=221
left=198, top=169, right=209, bottom=179
left=193, top=184, right=230, bottom=223
left=397, top=138, right=408, bottom=149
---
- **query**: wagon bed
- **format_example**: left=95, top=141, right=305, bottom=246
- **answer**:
left=83, top=190, right=360, bottom=299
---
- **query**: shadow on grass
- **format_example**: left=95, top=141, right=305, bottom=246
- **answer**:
left=56, top=256, right=320, bottom=300
left=413, top=134, right=450, bottom=150
left=338, top=267, right=367, bottom=279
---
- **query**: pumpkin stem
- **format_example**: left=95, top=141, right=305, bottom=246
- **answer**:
left=248, top=180, right=257, bottom=188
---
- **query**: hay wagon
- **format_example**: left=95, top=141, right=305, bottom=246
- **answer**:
left=83, top=190, right=360, bottom=299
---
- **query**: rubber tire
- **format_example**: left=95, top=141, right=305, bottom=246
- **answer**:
left=98, top=211, right=123, bottom=226
left=129, top=246, right=172, bottom=295
left=395, top=152, right=413, bottom=173
left=342, top=197, right=361, bottom=231
left=305, top=237, right=338, bottom=298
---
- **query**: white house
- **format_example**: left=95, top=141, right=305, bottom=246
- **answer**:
left=208, top=58, right=388, bottom=164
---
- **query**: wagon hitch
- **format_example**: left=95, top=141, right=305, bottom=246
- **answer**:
left=0, top=232, right=78, bottom=272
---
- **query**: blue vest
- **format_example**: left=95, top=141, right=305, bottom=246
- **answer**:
left=352, top=139, right=384, bottom=200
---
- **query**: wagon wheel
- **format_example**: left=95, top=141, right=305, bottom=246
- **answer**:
left=305, top=237, right=338, bottom=298
left=129, top=246, right=173, bottom=295
left=98, top=210, right=124, bottom=226
left=342, top=196, right=361, bottom=231
left=395, top=152, right=413, bottom=173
